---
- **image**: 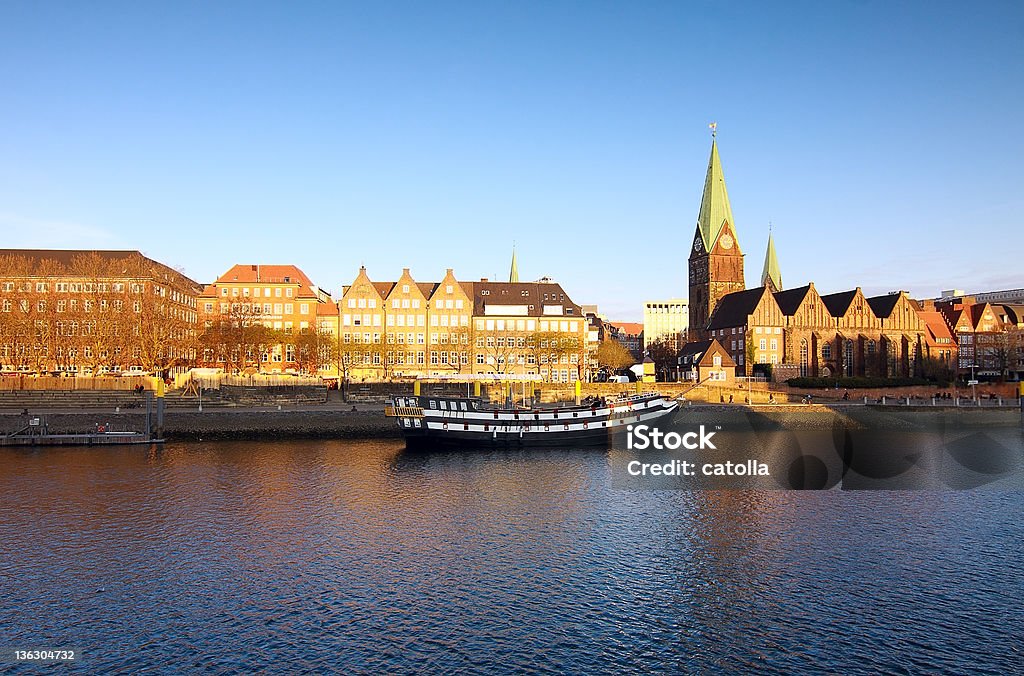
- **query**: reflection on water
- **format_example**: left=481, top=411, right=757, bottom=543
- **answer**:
left=1, top=439, right=1022, bottom=673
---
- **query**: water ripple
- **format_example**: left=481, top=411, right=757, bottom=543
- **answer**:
left=1, top=440, right=1022, bottom=673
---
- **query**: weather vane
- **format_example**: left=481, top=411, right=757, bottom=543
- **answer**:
left=709, top=121, right=717, bottom=138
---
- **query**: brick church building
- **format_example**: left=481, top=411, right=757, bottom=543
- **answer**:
left=685, top=135, right=934, bottom=379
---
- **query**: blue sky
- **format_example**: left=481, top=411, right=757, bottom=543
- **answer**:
left=1, top=1, right=1022, bottom=321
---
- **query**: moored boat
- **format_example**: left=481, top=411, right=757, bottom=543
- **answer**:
left=385, top=391, right=678, bottom=448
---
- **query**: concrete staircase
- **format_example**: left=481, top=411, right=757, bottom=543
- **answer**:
left=0, top=389, right=230, bottom=410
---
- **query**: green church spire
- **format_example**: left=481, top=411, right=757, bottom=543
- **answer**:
left=696, top=137, right=735, bottom=250
left=761, top=227, right=782, bottom=292
left=509, top=245, right=519, bottom=283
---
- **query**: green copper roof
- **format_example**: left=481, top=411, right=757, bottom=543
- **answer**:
left=761, top=231, right=782, bottom=291
left=696, top=139, right=735, bottom=249
left=509, top=247, right=519, bottom=283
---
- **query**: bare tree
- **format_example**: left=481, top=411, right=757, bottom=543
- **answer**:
left=597, top=338, right=635, bottom=375
left=294, top=326, right=335, bottom=375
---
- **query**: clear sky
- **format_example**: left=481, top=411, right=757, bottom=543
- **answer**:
left=2, top=1, right=1022, bottom=321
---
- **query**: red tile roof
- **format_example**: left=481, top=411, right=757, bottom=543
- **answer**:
left=202, top=264, right=322, bottom=298
left=607, top=322, right=643, bottom=336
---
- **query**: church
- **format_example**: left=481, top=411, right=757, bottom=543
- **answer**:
left=685, top=133, right=934, bottom=380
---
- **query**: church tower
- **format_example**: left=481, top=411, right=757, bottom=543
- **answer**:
left=688, top=134, right=745, bottom=335
left=761, top=228, right=782, bottom=293
left=509, top=246, right=519, bottom=283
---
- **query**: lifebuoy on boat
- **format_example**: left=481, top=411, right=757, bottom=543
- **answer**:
left=97, top=424, right=106, bottom=433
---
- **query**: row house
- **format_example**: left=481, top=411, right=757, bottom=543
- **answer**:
left=936, top=296, right=1024, bottom=380
left=705, top=283, right=929, bottom=379
left=915, top=302, right=958, bottom=376
left=330, top=267, right=589, bottom=382
left=472, top=278, right=587, bottom=384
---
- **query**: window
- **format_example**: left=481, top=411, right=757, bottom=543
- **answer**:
left=822, top=343, right=832, bottom=360
left=759, top=339, right=766, bottom=351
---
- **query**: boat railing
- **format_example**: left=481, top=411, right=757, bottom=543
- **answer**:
left=385, top=405, right=424, bottom=418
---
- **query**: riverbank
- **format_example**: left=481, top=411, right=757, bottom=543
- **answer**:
left=2, top=402, right=1019, bottom=441
left=0, top=405, right=401, bottom=441
left=674, top=403, right=1021, bottom=431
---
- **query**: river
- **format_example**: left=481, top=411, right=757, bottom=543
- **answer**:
left=2, top=438, right=1022, bottom=673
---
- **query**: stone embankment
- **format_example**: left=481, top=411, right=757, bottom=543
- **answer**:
left=0, top=406, right=400, bottom=441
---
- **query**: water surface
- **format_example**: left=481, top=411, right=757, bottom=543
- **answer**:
left=1, top=439, right=1022, bottom=673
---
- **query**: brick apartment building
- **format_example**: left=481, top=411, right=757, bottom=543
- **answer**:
left=0, top=249, right=202, bottom=375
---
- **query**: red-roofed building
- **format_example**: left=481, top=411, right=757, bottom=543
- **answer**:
left=605, top=322, right=644, bottom=360
left=915, top=303, right=957, bottom=378
left=198, top=264, right=333, bottom=373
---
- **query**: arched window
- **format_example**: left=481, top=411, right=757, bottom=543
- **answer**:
left=799, top=339, right=808, bottom=377
left=844, top=340, right=854, bottom=377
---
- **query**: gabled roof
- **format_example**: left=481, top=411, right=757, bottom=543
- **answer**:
left=607, top=321, right=643, bottom=336
left=696, top=140, right=735, bottom=250
left=1000, top=304, right=1024, bottom=326
left=678, top=339, right=714, bottom=362
left=918, top=310, right=954, bottom=348
left=761, top=232, right=782, bottom=291
left=678, top=339, right=736, bottom=368
left=866, top=293, right=902, bottom=319
left=372, top=282, right=394, bottom=297
left=706, top=287, right=767, bottom=330
left=820, top=289, right=858, bottom=318
left=773, top=284, right=811, bottom=316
